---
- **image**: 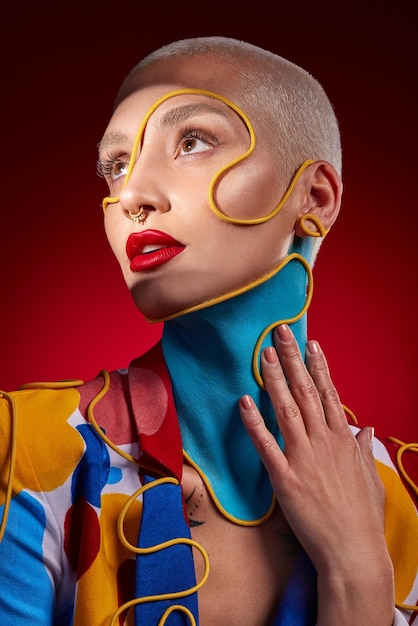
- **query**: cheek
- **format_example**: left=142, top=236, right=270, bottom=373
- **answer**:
left=214, top=161, right=280, bottom=221
left=104, top=211, right=126, bottom=262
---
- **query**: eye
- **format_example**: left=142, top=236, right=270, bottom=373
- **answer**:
left=111, top=160, right=129, bottom=180
left=179, top=130, right=214, bottom=156
left=96, top=157, right=129, bottom=181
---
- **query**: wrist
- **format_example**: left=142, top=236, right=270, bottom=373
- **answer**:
left=316, top=553, right=395, bottom=626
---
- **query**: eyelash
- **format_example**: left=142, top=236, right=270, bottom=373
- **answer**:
left=96, top=157, right=127, bottom=179
left=96, top=126, right=218, bottom=179
left=178, top=127, right=218, bottom=151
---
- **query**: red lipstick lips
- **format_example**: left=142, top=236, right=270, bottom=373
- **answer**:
left=126, top=229, right=185, bottom=271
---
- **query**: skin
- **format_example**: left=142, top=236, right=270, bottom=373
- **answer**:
left=100, top=59, right=340, bottom=319
left=102, top=85, right=297, bottom=319
left=240, top=325, right=395, bottom=625
left=100, top=56, right=395, bottom=624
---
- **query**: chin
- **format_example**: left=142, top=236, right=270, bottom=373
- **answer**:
left=129, top=288, right=191, bottom=321
left=128, top=274, right=241, bottom=321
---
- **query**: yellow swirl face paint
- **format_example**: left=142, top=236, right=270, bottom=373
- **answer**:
left=102, top=88, right=313, bottom=225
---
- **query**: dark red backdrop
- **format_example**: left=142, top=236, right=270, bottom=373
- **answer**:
left=1, top=2, right=417, bottom=442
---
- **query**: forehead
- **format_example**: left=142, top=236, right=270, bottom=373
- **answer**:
left=115, top=56, right=242, bottom=107
left=100, top=56, right=261, bottom=152
left=99, top=86, right=252, bottom=156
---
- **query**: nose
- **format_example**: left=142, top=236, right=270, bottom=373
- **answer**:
left=118, top=155, right=171, bottom=222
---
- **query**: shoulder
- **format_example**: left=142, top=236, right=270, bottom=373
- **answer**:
left=0, top=368, right=136, bottom=473
left=0, top=369, right=129, bottom=428
left=0, top=340, right=172, bottom=456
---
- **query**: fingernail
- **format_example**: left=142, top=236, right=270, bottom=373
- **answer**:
left=368, top=426, right=375, bottom=442
left=307, top=340, right=320, bottom=355
left=240, top=395, right=253, bottom=410
left=264, top=346, right=278, bottom=364
left=276, top=324, right=292, bottom=343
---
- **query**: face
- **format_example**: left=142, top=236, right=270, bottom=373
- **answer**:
left=99, top=60, right=299, bottom=319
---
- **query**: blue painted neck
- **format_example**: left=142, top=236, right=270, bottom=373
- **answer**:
left=162, top=237, right=313, bottom=522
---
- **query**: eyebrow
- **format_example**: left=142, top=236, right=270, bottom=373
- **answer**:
left=98, top=102, right=229, bottom=153
left=157, top=102, right=229, bottom=128
left=97, top=129, right=130, bottom=154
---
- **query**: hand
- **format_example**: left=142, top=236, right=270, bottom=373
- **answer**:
left=239, top=324, right=394, bottom=625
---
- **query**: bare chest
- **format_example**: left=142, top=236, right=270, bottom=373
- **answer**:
left=182, top=464, right=300, bottom=626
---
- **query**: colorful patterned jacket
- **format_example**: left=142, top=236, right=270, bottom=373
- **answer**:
left=0, top=342, right=417, bottom=625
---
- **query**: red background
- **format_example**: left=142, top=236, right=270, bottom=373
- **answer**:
left=1, top=2, right=416, bottom=443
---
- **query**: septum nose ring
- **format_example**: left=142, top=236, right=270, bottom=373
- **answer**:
left=128, top=206, right=147, bottom=224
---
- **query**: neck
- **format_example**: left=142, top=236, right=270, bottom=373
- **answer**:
left=161, top=237, right=313, bottom=523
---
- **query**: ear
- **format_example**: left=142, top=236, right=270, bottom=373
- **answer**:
left=294, top=160, right=342, bottom=238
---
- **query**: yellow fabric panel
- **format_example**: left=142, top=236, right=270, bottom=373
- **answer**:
left=73, top=492, right=142, bottom=626
left=0, top=387, right=84, bottom=502
left=376, top=459, right=418, bottom=604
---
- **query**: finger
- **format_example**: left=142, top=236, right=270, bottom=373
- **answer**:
left=239, top=394, right=288, bottom=480
left=356, top=427, right=386, bottom=498
left=260, top=342, right=312, bottom=446
left=304, top=338, right=349, bottom=433
left=271, top=324, right=328, bottom=436
left=304, top=338, right=350, bottom=431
